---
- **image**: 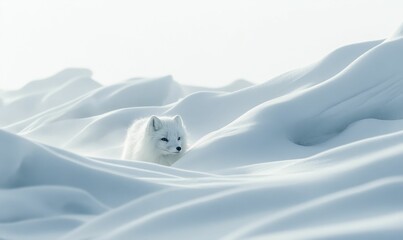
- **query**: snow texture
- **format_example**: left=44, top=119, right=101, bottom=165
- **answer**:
left=1, top=26, right=403, bottom=239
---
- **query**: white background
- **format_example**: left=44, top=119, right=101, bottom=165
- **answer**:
left=1, top=0, right=402, bottom=89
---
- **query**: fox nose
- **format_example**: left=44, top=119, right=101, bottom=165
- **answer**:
left=176, top=147, right=182, bottom=151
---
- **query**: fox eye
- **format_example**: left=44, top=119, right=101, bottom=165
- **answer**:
left=178, top=137, right=181, bottom=140
left=161, top=138, right=168, bottom=142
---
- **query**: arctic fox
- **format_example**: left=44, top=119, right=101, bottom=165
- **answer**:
left=122, top=115, right=188, bottom=166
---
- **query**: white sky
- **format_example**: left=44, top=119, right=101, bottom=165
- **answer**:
left=0, top=0, right=402, bottom=90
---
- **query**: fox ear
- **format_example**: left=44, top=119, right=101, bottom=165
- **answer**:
left=148, top=116, right=162, bottom=131
left=174, top=115, right=183, bottom=126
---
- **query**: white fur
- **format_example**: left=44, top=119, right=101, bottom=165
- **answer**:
left=122, top=115, right=188, bottom=166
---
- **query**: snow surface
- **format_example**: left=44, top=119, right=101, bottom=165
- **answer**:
left=1, top=26, right=403, bottom=239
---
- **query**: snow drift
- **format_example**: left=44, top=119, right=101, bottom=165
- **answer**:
left=1, top=26, right=403, bottom=239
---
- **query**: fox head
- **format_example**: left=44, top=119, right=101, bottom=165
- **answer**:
left=146, top=115, right=187, bottom=156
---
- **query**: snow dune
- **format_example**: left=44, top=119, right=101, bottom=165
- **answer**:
left=0, top=69, right=101, bottom=128
left=1, top=25, right=403, bottom=239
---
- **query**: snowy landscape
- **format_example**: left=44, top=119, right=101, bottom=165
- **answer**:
left=1, top=17, right=403, bottom=240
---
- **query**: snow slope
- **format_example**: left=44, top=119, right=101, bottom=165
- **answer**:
left=0, top=69, right=101, bottom=127
left=1, top=26, right=403, bottom=239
